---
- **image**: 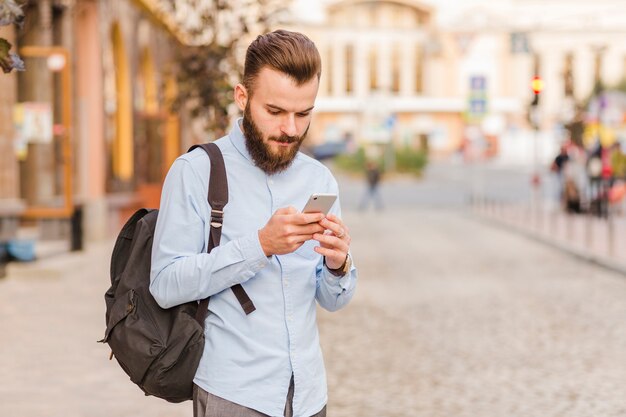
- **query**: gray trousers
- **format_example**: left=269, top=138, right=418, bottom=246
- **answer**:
left=193, top=377, right=327, bottom=417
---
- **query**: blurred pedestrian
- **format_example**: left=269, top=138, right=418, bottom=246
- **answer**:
left=151, top=30, right=357, bottom=417
left=359, top=160, right=383, bottom=211
left=551, top=143, right=581, bottom=212
left=608, top=142, right=626, bottom=210
left=551, top=144, right=570, bottom=176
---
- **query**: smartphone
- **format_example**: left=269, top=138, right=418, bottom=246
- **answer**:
left=302, top=193, right=337, bottom=215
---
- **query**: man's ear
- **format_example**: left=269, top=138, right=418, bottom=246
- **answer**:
left=234, top=84, right=248, bottom=111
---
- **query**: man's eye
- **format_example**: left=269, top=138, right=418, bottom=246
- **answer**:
left=297, top=112, right=310, bottom=117
left=268, top=110, right=281, bottom=115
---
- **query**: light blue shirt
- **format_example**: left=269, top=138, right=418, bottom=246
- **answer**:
left=150, top=118, right=357, bottom=417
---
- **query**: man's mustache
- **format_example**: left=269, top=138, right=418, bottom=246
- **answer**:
left=270, top=135, right=299, bottom=144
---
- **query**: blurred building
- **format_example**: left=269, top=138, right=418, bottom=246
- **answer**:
left=0, top=0, right=192, bottom=242
left=0, top=24, right=23, bottom=242
left=3, top=0, right=626, bottom=245
left=94, top=0, right=186, bottom=237
left=450, top=0, right=626, bottom=163
left=289, top=0, right=626, bottom=162
left=293, top=1, right=453, bottom=155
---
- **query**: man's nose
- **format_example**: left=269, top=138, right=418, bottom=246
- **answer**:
left=281, top=114, right=297, bottom=137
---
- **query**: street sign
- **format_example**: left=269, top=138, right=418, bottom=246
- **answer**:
left=510, top=32, right=530, bottom=54
left=467, top=75, right=487, bottom=122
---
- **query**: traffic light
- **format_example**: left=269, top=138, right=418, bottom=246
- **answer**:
left=530, top=75, right=543, bottom=106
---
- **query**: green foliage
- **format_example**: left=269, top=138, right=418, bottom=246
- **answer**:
left=0, top=0, right=25, bottom=74
left=334, top=148, right=366, bottom=173
left=394, top=146, right=428, bottom=175
left=334, top=146, right=428, bottom=176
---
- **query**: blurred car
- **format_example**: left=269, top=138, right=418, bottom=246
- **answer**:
left=311, top=141, right=347, bottom=161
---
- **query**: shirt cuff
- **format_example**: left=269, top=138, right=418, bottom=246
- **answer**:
left=239, top=232, right=270, bottom=271
left=322, top=266, right=353, bottom=293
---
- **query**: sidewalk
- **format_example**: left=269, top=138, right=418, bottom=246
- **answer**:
left=472, top=199, right=626, bottom=276
left=0, top=240, right=191, bottom=417
left=1, top=205, right=626, bottom=417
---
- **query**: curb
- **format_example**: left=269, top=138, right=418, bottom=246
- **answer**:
left=470, top=210, right=626, bottom=278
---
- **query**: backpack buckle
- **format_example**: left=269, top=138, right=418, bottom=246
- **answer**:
left=210, top=209, right=223, bottom=228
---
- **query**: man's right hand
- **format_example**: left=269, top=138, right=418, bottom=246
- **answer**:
left=258, top=206, right=326, bottom=257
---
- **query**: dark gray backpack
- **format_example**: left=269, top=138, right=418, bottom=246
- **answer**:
left=99, top=143, right=255, bottom=403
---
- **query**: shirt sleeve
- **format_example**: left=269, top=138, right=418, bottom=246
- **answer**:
left=149, top=158, right=269, bottom=309
left=316, top=255, right=357, bottom=312
left=314, top=177, right=357, bottom=311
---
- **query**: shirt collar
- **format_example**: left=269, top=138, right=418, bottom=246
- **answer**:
left=228, top=117, right=254, bottom=163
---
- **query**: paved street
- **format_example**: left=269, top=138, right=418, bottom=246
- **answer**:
left=1, top=168, right=626, bottom=417
left=321, top=207, right=626, bottom=417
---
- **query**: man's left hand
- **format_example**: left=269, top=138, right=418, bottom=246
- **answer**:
left=313, top=214, right=351, bottom=269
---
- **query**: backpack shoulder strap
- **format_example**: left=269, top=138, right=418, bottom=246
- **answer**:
left=197, top=143, right=228, bottom=249
left=188, top=143, right=256, bottom=320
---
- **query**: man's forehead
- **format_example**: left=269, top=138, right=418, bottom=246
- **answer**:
left=251, top=67, right=319, bottom=109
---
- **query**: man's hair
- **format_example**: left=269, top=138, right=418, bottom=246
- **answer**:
left=243, top=29, right=321, bottom=94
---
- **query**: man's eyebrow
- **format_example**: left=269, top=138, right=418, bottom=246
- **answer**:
left=266, top=104, right=315, bottom=113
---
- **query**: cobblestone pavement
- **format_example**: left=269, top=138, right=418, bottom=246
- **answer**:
left=1, top=207, right=626, bottom=417
left=320, top=208, right=626, bottom=417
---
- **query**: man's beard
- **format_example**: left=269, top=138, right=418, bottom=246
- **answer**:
left=242, top=105, right=309, bottom=175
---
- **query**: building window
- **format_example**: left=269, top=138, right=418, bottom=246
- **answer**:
left=391, top=44, right=401, bottom=93
left=369, top=46, right=378, bottom=90
left=564, top=53, right=574, bottom=97
left=346, top=44, right=354, bottom=94
left=415, top=45, right=423, bottom=93
left=368, top=3, right=377, bottom=27
left=592, top=47, right=606, bottom=91
left=327, top=46, right=333, bottom=95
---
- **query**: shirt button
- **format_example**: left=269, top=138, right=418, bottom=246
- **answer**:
left=268, top=179, right=274, bottom=185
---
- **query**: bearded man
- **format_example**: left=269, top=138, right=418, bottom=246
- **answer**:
left=150, top=30, right=357, bottom=417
